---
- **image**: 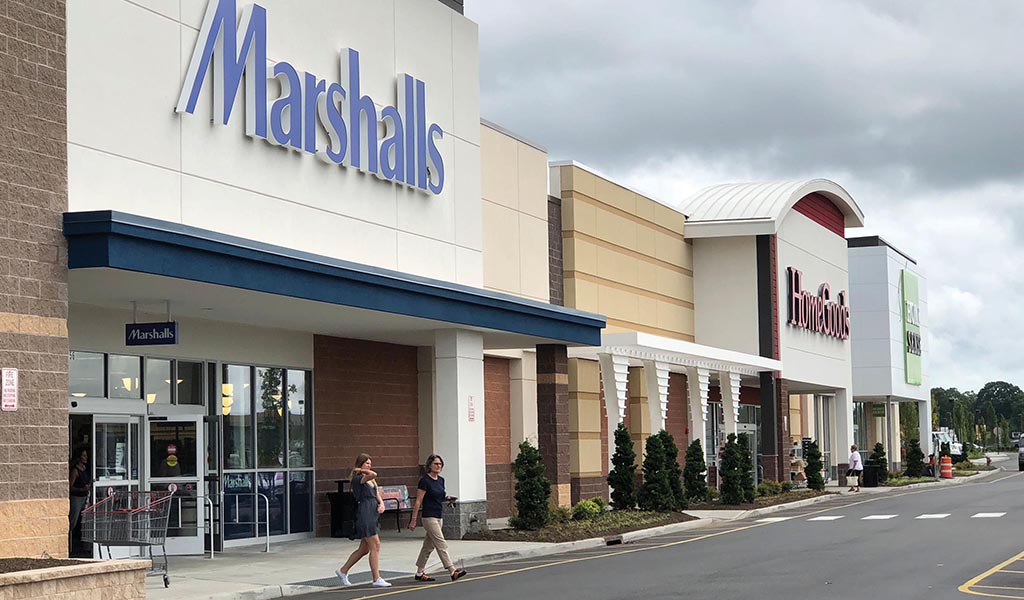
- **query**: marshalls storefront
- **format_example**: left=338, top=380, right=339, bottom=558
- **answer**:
left=0, top=0, right=605, bottom=560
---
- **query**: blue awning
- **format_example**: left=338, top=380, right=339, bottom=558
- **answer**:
left=63, top=211, right=605, bottom=346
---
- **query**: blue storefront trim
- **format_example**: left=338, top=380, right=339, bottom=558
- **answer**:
left=63, top=211, right=605, bottom=346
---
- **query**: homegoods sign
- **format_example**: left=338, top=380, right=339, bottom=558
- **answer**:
left=786, top=267, right=850, bottom=341
left=176, top=0, right=446, bottom=195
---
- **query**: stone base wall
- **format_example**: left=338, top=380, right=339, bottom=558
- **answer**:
left=441, top=500, right=487, bottom=539
left=0, top=560, right=149, bottom=600
left=0, top=499, right=68, bottom=559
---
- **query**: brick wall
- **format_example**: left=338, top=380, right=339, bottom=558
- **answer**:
left=547, top=195, right=563, bottom=306
left=484, top=357, right=512, bottom=518
left=0, top=0, right=70, bottom=558
left=313, top=336, right=420, bottom=536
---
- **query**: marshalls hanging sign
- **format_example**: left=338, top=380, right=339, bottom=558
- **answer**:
left=176, top=0, right=446, bottom=194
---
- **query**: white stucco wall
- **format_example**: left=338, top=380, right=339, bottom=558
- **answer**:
left=849, top=245, right=929, bottom=401
left=776, top=211, right=852, bottom=390
left=67, top=0, right=481, bottom=287
left=692, top=236, right=759, bottom=355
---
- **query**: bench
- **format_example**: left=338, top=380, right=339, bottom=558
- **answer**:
left=379, top=485, right=414, bottom=531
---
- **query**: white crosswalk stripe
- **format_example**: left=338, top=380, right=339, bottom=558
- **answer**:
left=971, top=512, right=1006, bottom=518
left=861, top=515, right=898, bottom=520
left=807, top=516, right=844, bottom=521
left=915, top=514, right=950, bottom=519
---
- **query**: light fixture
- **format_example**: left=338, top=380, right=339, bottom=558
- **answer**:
left=222, top=406, right=231, bottom=416
left=165, top=379, right=184, bottom=385
left=277, top=408, right=283, bottom=416
left=71, top=393, right=87, bottom=398
left=221, top=383, right=234, bottom=397
left=146, top=393, right=157, bottom=404
left=222, top=397, right=234, bottom=407
left=271, top=393, right=282, bottom=402
left=121, top=377, right=133, bottom=392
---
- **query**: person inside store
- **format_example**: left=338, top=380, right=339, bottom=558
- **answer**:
left=68, top=447, right=92, bottom=553
left=409, top=454, right=468, bottom=583
left=336, top=454, right=391, bottom=588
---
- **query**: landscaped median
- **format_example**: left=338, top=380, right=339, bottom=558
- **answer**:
left=466, top=508, right=697, bottom=543
left=0, top=557, right=150, bottom=599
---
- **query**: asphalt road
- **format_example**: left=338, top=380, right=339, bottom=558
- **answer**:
left=299, top=471, right=1024, bottom=600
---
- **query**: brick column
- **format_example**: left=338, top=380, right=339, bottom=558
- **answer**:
left=536, top=344, right=570, bottom=507
left=0, top=0, right=70, bottom=558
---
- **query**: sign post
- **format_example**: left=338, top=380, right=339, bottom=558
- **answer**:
left=1, top=369, right=17, bottom=412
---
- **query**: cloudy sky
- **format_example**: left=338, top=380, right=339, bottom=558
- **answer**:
left=466, top=0, right=1024, bottom=393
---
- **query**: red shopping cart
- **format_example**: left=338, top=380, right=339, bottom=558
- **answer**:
left=81, top=490, right=174, bottom=588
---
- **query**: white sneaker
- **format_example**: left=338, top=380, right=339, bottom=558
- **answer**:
left=372, top=578, right=392, bottom=588
left=335, top=569, right=352, bottom=586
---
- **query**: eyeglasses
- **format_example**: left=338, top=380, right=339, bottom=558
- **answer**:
left=431, top=462, right=443, bottom=466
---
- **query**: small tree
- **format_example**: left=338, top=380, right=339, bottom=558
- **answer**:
left=638, top=434, right=675, bottom=511
left=511, top=440, right=550, bottom=530
left=683, top=440, right=709, bottom=502
left=720, top=433, right=755, bottom=504
left=869, top=442, right=888, bottom=484
left=805, top=441, right=824, bottom=491
left=607, top=422, right=637, bottom=509
left=657, top=430, right=686, bottom=510
left=905, top=438, right=925, bottom=477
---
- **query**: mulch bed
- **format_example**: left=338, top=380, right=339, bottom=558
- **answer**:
left=464, top=510, right=696, bottom=544
left=686, top=489, right=829, bottom=511
left=0, top=558, right=88, bottom=575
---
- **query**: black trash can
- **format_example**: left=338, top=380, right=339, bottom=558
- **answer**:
left=862, top=461, right=880, bottom=488
left=328, top=491, right=357, bottom=538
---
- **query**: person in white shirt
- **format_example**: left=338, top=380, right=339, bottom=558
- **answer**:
left=848, top=445, right=863, bottom=492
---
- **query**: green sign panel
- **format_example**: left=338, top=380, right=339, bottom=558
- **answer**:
left=901, top=270, right=922, bottom=385
left=871, top=403, right=887, bottom=418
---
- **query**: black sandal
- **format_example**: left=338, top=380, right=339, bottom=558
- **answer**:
left=451, top=569, right=467, bottom=581
left=414, top=574, right=435, bottom=582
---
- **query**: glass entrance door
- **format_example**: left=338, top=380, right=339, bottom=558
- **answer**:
left=815, top=395, right=834, bottom=482
left=92, top=416, right=142, bottom=558
left=147, top=417, right=205, bottom=555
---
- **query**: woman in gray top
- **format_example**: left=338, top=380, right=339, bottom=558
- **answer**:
left=335, top=454, right=391, bottom=588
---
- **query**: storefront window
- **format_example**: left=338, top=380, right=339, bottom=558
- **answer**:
left=145, top=358, right=172, bottom=405
left=256, top=368, right=286, bottom=469
left=258, top=472, right=287, bottom=536
left=177, top=361, right=204, bottom=406
left=223, top=472, right=255, bottom=540
left=287, top=370, right=312, bottom=468
left=289, top=472, right=312, bottom=533
left=222, top=365, right=253, bottom=470
left=108, top=355, right=142, bottom=399
left=69, top=351, right=104, bottom=398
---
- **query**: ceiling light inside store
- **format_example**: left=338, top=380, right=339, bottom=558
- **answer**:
left=71, top=393, right=87, bottom=398
left=222, top=406, right=231, bottom=416
left=146, top=394, right=157, bottom=404
left=222, top=383, right=234, bottom=396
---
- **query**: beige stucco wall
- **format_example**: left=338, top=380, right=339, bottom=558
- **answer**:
left=568, top=358, right=603, bottom=478
left=555, top=164, right=694, bottom=340
left=480, top=123, right=550, bottom=303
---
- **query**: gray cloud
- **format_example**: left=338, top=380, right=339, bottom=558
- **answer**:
left=468, top=0, right=1024, bottom=390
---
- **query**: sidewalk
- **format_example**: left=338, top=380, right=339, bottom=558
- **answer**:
left=145, top=469, right=1001, bottom=599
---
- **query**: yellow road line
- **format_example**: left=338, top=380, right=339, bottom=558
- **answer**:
left=339, top=472, right=1021, bottom=600
left=976, top=586, right=1024, bottom=591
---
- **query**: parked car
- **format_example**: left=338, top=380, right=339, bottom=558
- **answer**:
left=1018, top=445, right=1024, bottom=471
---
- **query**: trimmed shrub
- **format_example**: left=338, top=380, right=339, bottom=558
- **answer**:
left=869, top=443, right=889, bottom=484
left=905, top=439, right=925, bottom=478
left=638, top=434, right=676, bottom=511
left=720, top=433, right=755, bottom=504
left=805, top=441, right=825, bottom=491
left=683, top=440, right=709, bottom=503
left=658, top=430, right=686, bottom=510
left=756, top=480, right=783, bottom=497
left=510, top=440, right=551, bottom=530
left=572, top=499, right=602, bottom=521
left=607, top=423, right=637, bottom=509
left=549, top=505, right=572, bottom=524
left=591, top=496, right=608, bottom=511
left=780, top=481, right=794, bottom=493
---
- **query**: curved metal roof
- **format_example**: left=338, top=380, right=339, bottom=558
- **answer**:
left=677, top=179, right=865, bottom=237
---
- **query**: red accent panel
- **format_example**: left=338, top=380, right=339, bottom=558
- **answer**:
left=771, top=235, right=780, bottom=361
left=793, top=193, right=845, bottom=237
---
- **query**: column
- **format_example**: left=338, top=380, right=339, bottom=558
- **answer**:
left=685, top=367, right=710, bottom=457
left=720, top=371, right=740, bottom=438
left=417, top=347, right=437, bottom=461
left=598, top=353, right=629, bottom=472
left=537, top=345, right=571, bottom=508
left=918, top=398, right=933, bottom=455
left=890, top=401, right=903, bottom=471
left=509, top=351, right=538, bottom=455
left=834, top=388, right=854, bottom=486
left=642, top=360, right=670, bottom=434
left=433, top=330, right=486, bottom=538
left=569, top=358, right=604, bottom=503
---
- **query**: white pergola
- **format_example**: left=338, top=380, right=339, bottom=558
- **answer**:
left=569, top=332, right=782, bottom=468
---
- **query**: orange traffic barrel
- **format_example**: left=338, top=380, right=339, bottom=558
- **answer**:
left=939, top=455, right=953, bottom=479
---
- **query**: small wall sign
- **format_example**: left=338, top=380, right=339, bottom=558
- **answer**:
left=125, top=322, right=178, bottom=346
left=1, top=368, right=17, bottom=411
left=468, top=395, right=476, bottom=422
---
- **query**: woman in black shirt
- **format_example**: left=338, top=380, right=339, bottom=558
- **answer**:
left=409, top=454, right=467, bottom=582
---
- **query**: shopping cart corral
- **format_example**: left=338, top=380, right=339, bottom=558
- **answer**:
left=81, top=490, right=175, bottom=588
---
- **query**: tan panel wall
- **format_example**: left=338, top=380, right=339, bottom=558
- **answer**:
left=480, top=123, right=550, bottom=303
left=558, top=165, right=694, bottom=341
left=569, top=359, right=603, bottom=477
left=627, top=367, right=652, bottom=451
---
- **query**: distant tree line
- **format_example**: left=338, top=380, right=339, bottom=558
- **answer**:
left=928, top=381, right=1024, bottom=449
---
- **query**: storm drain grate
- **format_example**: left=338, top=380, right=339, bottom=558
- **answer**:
left=292, top=571, right=406, bottom=588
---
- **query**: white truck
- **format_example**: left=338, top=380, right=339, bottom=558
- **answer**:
left=932, top=428, right=964, bottom=461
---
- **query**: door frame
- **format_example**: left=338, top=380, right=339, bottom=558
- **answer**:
left=145, top=414, right=207, bottom=556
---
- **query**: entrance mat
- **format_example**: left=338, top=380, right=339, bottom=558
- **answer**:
left=291, top=570, right=406, bottom=587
